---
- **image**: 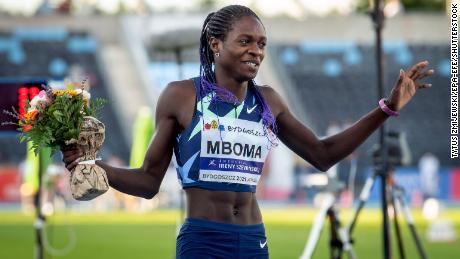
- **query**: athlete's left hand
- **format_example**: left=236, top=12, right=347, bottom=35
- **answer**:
left=387, top=60, right=434, bottom=112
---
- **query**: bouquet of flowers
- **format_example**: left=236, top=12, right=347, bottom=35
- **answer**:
left=3, top=81, right=110, bottom=201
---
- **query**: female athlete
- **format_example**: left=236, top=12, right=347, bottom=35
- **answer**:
left=62, top=5, right=434, bottom=258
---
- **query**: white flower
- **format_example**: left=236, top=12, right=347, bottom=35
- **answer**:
left=27, top=107, right=38, bottom=113
left=30, top=93, right=51, bottom=110
left=29, top=95, right=40, bottom=107
left=81, top=90, right=91, bottom=100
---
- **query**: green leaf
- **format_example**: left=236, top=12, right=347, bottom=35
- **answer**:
left=53, top=110, right=64, bottom=123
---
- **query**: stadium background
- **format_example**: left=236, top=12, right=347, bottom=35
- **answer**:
left=0, top=0, right=458, bottom=258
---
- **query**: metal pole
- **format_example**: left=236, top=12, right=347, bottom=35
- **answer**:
left=390, top=184, right=406, bottom=259
left=348, top=172, right=377, bottom=235
left=371, top=0, right=391, bottom=258
left=395, top=186, right=428, bottom=259
left=299, top=193, right=335, bottom=259
left=34, top=152, right=45, bottom=259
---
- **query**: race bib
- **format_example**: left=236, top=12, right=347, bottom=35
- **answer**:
left=199, top=116, right=269, bottom=185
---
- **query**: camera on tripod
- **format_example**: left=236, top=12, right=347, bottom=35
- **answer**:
left=372, top=131, right=411, bottom=170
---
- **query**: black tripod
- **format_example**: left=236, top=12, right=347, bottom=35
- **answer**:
left=299, top=172, right=356, bottom=259
left=302, top=0, right=424, bottom=257
left=368, top=1, right=428, bottom=258
left=368, top=0, right=392, bottom=256
left=347, top=155, right=428, bottom=259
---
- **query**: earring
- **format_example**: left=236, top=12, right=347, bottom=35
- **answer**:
left=215, top=53, right=220, bottom=57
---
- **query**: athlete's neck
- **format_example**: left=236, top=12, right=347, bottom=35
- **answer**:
left=214, top=72, right=248, bottom=102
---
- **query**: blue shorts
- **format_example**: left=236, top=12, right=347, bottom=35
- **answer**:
left=176, top=218, right=269, bottom=259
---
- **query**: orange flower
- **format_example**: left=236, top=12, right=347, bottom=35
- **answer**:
left=67, top=90, right=78, bottom=96
left=30, top=110, right=39, bottom=120
left=24, top=110, right=39, bottom=121
left=22, top=124, right=33, bottom=132
left=54, top=90, right=65, bottom=96
left=52, top=89, right=78, bottom=97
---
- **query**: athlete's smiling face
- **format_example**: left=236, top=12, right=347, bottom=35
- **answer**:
left=211, top=16, right=267, bottom=82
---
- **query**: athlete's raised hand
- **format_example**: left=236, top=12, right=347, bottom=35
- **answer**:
left=386, top=60, right=434, bottom=112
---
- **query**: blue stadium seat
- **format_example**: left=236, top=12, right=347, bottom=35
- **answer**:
left=274, top=43, right=453, bottom=168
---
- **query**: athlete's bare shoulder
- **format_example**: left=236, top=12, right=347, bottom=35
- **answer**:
left=254, top=84, right=286, bottom=118
left=157, top=79, right=197, bottom=129
left=162, top=79, right=195, bottom=98
left=255, top=84, right=275, bottom=95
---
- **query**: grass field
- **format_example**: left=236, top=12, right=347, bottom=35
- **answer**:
left=1, top=207, right=459, bottom=259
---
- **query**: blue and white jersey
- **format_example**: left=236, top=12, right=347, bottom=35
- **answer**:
left=173, top=77, right=271, bottom=192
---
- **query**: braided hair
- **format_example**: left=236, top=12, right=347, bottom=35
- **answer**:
left=199, top=5, right=278, bottom=147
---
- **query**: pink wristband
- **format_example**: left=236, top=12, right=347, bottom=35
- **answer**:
left=379, top=98, right=399, bottom=117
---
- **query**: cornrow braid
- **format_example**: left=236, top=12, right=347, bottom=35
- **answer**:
left=198, top=5, right=278, bottom=147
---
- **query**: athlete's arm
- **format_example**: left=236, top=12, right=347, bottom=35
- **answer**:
left=265, top=86, right=388, bottom=171
left=261, top=60, right=433, bottom=172
left=260, top=86, right=385, bottom=172
left=62, top=82, right=186, bottom=199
